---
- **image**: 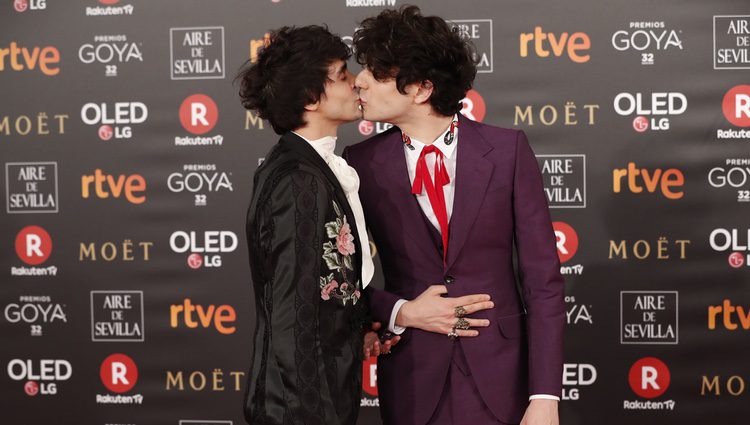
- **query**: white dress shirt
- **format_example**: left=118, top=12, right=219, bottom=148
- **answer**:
left=294, top=132, right=374, bottom=288
left=384, top=121, right=559, bottom=402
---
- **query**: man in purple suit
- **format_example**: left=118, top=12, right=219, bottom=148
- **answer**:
left=343, top=7, right=565, bottom=425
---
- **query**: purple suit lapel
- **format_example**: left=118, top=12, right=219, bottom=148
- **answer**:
left=372, top=131, right=444, bottom=265
left=446, top=115, right=494, bottom=269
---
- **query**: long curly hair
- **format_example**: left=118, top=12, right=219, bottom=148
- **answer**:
left=235, top=25, right=350, bottom=134
left=353, top=6, right=477, bottom=116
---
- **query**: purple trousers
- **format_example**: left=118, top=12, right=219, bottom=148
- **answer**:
left=426, top=341, right=516, bottom=425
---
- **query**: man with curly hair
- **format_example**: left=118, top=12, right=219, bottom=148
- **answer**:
left=344, top=6, right=565, bottom=425
left=237, top=25, right=380, bottom=425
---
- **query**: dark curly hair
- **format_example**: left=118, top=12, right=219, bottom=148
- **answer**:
left=235, top=25, right=350, bottom=134
left=353, top=6, right=477, bottom=116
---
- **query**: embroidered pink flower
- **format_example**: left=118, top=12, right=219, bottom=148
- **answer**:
left=321, top=280, right=339, bottom=301
left=336, top=219, right=356, bottom=256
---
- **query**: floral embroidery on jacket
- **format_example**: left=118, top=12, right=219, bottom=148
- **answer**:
left=320, top=200, right=361, bottom=305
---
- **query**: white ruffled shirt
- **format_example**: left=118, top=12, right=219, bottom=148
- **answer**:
left=295, top=133, right=374, bottom=288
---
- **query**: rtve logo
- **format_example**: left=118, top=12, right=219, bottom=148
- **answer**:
left=169, top=298, right=236, bottom=334
left=81, top=169, right=146, bottom=204
left=0, top=42, right=60, bottom=76
left=708, top=299, right=750, bottom=331
left=519, top=27, right=591, bottom=63
left=612, top=162, right=684, bottom=200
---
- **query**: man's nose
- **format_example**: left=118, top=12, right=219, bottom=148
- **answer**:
left=355, top=70, right=367, bottom=89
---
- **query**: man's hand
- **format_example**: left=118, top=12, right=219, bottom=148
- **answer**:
left=520, top=399, right=559, bottom=425
left=363, top=321, right=401, bottom=358
left=395, top=285, right=494, bottom=337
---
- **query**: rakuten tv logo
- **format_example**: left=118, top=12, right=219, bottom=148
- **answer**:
left=612, top=162, right=684, bottom=199
left=15, top=225, right=52, bottom=265
left=361, top=356, right=378, bottom=405
left=81, top=169, right=146, bottom=204
left=519, top=26, right=591, bottom=63
left=722, top=85, right=750, bottom=128
left=553, top=222, right=578, bottom=264
left=460, top=89, right=486, bottom=122
left=0, top=42, right=60, bottom=75
left=628, top=357, right=670, bottom=399
left=100, top=353, right=138, bottom=393
left=179, top=94, right=218, bottom=135
left=169, top=230, right=237, bottom=268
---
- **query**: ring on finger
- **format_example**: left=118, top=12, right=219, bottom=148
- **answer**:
left=447, top=328, right=459, bottom=339
left=454, top=317, right=471, bottom=330
left=454, top=306, right=467, bottom=318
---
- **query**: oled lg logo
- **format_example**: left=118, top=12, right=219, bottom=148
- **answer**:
left=169, top=230, right=237, bottom=269
left=80, top=101, right=148, bottom=140
left=13, top=0, right=46, bottom=12
left=709, top=228, right=750, bottom=268
left=6, top=359, right=72, bottom=396
left=613, top=92, right=687, bottom=132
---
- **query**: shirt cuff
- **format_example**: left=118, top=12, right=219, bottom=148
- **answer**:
left=388, top=299, right=408, bottom=334
left=529, top=394, right=560, bottom=401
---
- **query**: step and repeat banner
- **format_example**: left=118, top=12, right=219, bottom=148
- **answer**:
left=1, top=0, right=749, bottom=424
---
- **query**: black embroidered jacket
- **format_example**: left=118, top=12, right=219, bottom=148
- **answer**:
left=243, top=132, right=367, bottom=425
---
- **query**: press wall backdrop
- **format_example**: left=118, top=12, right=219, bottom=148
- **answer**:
left=2, top=0, right=749, bottom=424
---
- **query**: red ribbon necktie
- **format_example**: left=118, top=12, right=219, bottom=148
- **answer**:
left=411, top=144, right=451, bottom=265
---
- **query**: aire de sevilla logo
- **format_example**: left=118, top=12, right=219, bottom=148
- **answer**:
left=15, top=225, right=52, bottom=265
left=628, top=357, right=670, bottom=399
left=179, top=94, right=218, bottom=135
left=553, top=221, right=578, bottom=263
left=722, top=85, right=750, bottom=127
left=100, top=353, right=138, bottom=393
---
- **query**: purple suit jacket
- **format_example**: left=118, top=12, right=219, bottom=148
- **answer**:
left=343, top=115, right=565, bottom=425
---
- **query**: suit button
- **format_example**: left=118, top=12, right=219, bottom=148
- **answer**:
left=444, top=275, right=455, bottom=284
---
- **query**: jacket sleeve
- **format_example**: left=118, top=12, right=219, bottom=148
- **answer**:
left=342, top=145, right=403, bottom=326
left=245, top=169, right=330, bottom=425
left=512, top=130, right=565, bottom=397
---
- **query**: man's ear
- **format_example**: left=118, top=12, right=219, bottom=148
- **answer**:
left=304, top=99, right=320, bottom=112
left=413, top=80, right=434, bottom=105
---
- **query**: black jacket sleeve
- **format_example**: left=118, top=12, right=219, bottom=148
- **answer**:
left=245, top=169, right=333, bottom=425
